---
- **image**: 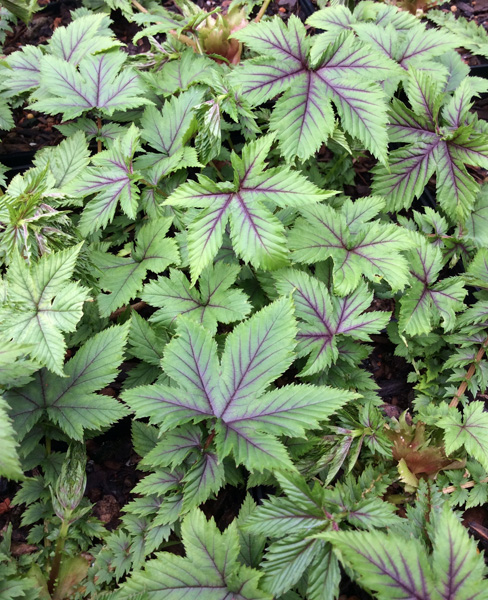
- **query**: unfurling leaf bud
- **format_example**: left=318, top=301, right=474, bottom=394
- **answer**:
left=52, top=443, right=87, bottom=521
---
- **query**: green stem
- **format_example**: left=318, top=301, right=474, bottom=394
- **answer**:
left=255, top=0, right=272, bottom=22
left=47, top=518, right=70, bottom=595
left=209, top=161, right=225, bottom=181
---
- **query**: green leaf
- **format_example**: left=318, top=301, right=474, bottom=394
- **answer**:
left=439, top=401, right=488, bottom=470
left=290, top=197, right=413, bottom=294
left=30, top=51, right=151, bottom=120
left=261, top=536, right=323, bottom=597
left=0, top=396, right=23, bottom=480
left=118, top=508, right=272, bottom=599
left=0, top=245, right=90, bottom=375
left=432, top=505, right=488, bottom=600
left=237, top=495, right=266, bottom=569
left=67, top=125, right=142, bottom=234
left=33, top=131, right=90, bottom=191
left=124, top=298, right=355, bottom=473
left=0, top=0, right=37, bottom=23
left=275, top=269, right=390, bottom=374
left=399, top=238, right=466, bottom=335
left=323, top=529, right=434, bottom=599
left=5, top=324, right=130, bottom=441
left=143, top=263, right=251, bottom=334
left=165, top=135, right=334, bottom=280
left=94, top=216, right=180, bottom=317
left=232, top=17, right=398, bottom=161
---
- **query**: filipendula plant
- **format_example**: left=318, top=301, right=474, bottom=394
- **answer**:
left=0, top=2, right=488, bottom=598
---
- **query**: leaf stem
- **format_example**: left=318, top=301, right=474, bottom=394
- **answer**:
left=203, top=429, right=216, bottom=450
left=255, top=0, right=272, bottom=22
left=449, top=335, right=488, bottom=408
left=131, top=0, right=148, bottom=13
left=47, top=518, right=70, bottom=594
left=109, top=300, right=147, bottom=321
left=97, top=117, right=102, bottom=153
left=442, top=476, right=488, bottom=494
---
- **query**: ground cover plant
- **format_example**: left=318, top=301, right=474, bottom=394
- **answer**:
left=1, top=0, right=488, bottom=597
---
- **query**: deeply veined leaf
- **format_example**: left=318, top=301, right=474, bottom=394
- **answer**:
left=66, top=125, right=142, bottom=234
left=165, top=135, right=334, bottom=280
left=289, top=197, right=413, bottom=295
left=373, top=69, right=488, bottom=221
left=399, top=239, right=466, bottom=336
left=260, top=536, right=323, bottom=597
left=323, top=529, right=434, bottom=599
left=6, top=326, right=128, bottom=440
left=0, top=396, right=23, bottom=480
left=118, top=508, right=272, bottom=599
left=5, top=324, right=130, bottom=441
left=0, top=245, right=89, bottom=375
left=181, top=452, right=225, bottom=510
left=33, top=131, right=90, bottom=190
left=48, top=12, right=118, bottom=64
left=30, top=51, right=151, bottom=120
left=432, top=505, right=488, bottom=600
left=439, top=402, right=488, bottom=470
left=237, top=495, right=266, bottom=569
left=3, top=12, right=117, bottom=95
left=124, top=298, right=355, bottom=472
left=275, top=269, right=390, bottom=374
left=143, top=263, right=251, bottom=334
left=232, top=16, right=399, bottom=161
left=94, top=216, right=180, bottom=317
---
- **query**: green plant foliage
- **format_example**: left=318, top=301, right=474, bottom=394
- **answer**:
left=0, top=0, right=487, bottom=597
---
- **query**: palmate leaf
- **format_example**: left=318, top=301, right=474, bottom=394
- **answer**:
left=289, top=196, right=413, bottom=295
left=0, top=245, right=90, bottom=376
left=275, top=269, right=390, bottom=374
left=165, top=135, right=335, bottom=280
left=144, top=50, right=215, bottom=96
left=3, top=12, right=117, bottom=94
left=399, top=238, right=466, bottom=336
left=244, top=470, right=398, bottom=599
left=324, top=502, right=488, bottom=600
left=0, top=341, right=39, bottom=389
left=33, top=131, right=90, bottom=191
left=322, top=530, right=433, bottom=599
left=373, top=69, right=488, bottom=222
left=439, top=401, right=488, bottom=470
left=4, top=324, right=130, bottom=441
left=123, top=297, right=355, bottom=472
left=432, top=505, right=488, bottom=600
left=232, top=16, right=400, bottom=161
left=94, top=216, right=180, bottom=317
left=136, top=88, right=202, bottom=182
left=428, top=10, right=488, bottom=60
left=309, top=4, right=459, bottom=79
left=118, top=508, right=271, bottom=599
left=29, top=50, right=151, bottom=120
left=66, top=125, right=141, bottom=234
left=0, top=396, right=23, bottom=480
left=143, top=263, right=251, bottom=334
